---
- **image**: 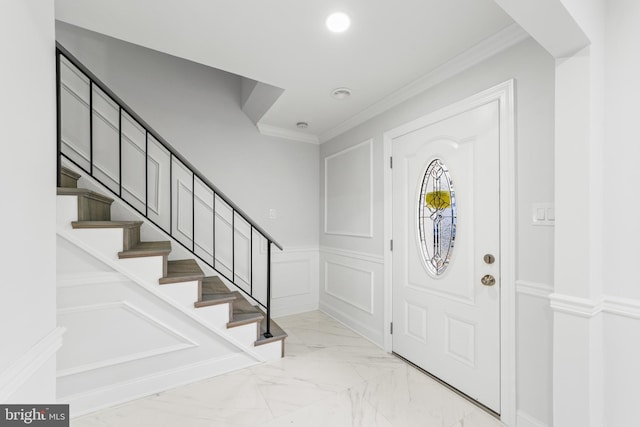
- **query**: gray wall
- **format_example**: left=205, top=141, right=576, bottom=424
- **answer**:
left=56, top=21, right=319, bottom=250
left=0, top=0, right=57, bottom=402
left=319, top=38, right=555, bottom=426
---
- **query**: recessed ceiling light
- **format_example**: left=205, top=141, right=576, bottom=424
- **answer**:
left=331, top=87, right=352, bottom=100
left=296, top=122, right=309, bottom=129
left=326, top=12, right=351, bottom=33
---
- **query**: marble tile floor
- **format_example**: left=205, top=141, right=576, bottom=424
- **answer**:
left=72, top=311, right=503, bottom=427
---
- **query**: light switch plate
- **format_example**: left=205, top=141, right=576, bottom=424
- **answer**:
left=532, top=203, right=554, bottom=226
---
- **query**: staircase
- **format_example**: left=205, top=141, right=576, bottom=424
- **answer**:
left=58, top=165, right=287, bottom=355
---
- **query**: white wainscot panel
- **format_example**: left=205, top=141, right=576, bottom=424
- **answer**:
left=57, top=301, right=196, bottom=377
left=324, top=139, right=373, bottom=237
left=319, top=248, right=385, bottom=346
left=324, top=260, right=374, bottom=314
left=271, top=248, right=319, bottom=318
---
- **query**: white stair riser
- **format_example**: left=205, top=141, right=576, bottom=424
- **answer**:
left=193, top=304, right=231, bottom=330
left=72, top=229, right=124, bottom=257
left=157, top=281, right=200, bottom=309
left=254, top=341, right=284, bottom=360
left=119, top=257, right=164, bottom=284
left=227, top=322, right=260, bottom=344
left=57, top=196, right=79, bottom=227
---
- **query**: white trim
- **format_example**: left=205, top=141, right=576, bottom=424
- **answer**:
left=550, top=293, right=640, bottom=320
left=57, top=271, right=127, bottom=288
left=604, top=296, right=640, bottom=320
left=323, top=139, right=374, bottom=238
left=549, top=293, right=600, bottom=318
left=382, top=80, right=516, bottom=425
left=320, top=24, right=529, bottom=143
left=257, top=123, right=320, bottom=144
left=320, top=246, right=384, bottom=264
left=57, top=301, right=198, bottom=377
left=516, top=280, right=553, bottom=299
left=0, top=327, right=66, bottom=401
left=517, top=410, right=550, bottom=427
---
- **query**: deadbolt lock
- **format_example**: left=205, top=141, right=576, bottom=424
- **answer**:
left=481, top=274, right=496, bottom=287
left=483, top=254, right=495, bottom=264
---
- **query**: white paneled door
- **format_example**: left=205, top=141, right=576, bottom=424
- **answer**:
left=392, top=100, right=501, bottom=413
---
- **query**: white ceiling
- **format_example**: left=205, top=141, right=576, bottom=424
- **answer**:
left=54, top=0, right=515, bottom=143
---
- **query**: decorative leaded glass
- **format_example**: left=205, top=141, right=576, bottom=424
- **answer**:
left=418, top=159, right=457, bottom=276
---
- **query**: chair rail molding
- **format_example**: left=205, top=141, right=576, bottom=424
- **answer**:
left=550, top=293, right=640, bottom=320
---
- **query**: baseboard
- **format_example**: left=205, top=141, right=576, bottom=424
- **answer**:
left=0, top=327, right=65, bottom=401
left=62, top=352, right=257, bottom=418
left=319, top=302, right=384, bottom=348
left=517, top=409, right=549, bottom=427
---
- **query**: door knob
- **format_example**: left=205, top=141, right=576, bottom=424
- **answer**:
left=481, top=274, right=496, bottom=287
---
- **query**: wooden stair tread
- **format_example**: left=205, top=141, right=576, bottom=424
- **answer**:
left=57, top=187, right=114, bottom=204
left=159, top=259, right=204, bottom=284
left=61, top=166, right=81, bottom=180
left=227, top=292, right=263, bottom=327
left=60, top=167, right=81, bottom=188
left=194, top=276, right=236, bottom=307
left=255, top=308, right=288, bottom=346
left=118, top=241, right=171, bottom=258
left=71, top=220, right=143, bottom=229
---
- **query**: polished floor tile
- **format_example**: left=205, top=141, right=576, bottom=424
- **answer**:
left=72, top=311, right=503, bottom=427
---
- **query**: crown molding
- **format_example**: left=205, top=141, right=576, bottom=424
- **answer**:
left=319, top=23, right=529, bottom=143
left=257, top=123, right=320, bottom=145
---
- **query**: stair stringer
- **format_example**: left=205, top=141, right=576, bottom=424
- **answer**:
left=57, top=196, right=280, bottom=362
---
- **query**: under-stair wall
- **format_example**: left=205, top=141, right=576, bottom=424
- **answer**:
left=57, top=168, right=286, bottom=416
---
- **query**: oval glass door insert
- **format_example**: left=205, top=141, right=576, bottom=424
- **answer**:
left=418, top=158, right=457, bottom=276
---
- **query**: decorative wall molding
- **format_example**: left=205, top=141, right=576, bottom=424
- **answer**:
left=516, top=280, right=553, bottom=299
left=57, top=301, right=198, bottom=378
left=517, top=410, right=550, bottom=427
left=320, top=23, right=529, bottom=143
left=320, top=246, right=384, bottom=264
left=257, top=123, right=320, bottom=145
left=324, top=260, right=374, bottom=314
left=57, top=271, right=127, bottom=288
left=270, top=246, right=319, bottom=317
left=324, top=139, right=374, bottom=238
left=62, top=352, right=257, bottom=418
left=550, top=293, right=640, bottom=320
left=0, top=327, right=66, bottom=402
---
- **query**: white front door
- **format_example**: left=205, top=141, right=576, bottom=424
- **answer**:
left=392, top=100, right=501, bottom=413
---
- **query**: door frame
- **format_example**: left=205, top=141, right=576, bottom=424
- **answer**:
left=382, top=80, right=516, bottom=425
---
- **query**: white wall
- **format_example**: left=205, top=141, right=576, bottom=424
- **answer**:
left=320, top=38, right=555, bottom=426
left=602, top=1, right=640, bottom=424
left=0, top=0, right=58, bottom=403
left=55, top=22, right=319, bottom=317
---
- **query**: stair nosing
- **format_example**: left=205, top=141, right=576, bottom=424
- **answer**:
left=57, top=187, right=114, bottom=204
left=71, top=221, right=143, bottom=229
left=118, top=242, right=171, bottom=259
